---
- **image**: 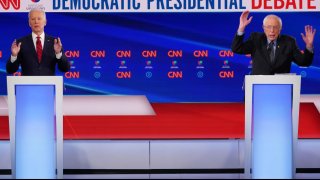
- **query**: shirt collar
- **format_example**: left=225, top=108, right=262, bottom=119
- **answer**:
left=32, top=32, right=45, bottom=41
left=267, top=39, right=277, bottom=47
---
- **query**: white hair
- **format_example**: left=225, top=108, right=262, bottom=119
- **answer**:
left=263, top=14, right=282, bottom=29
left=28, top=7, right=46, bottom=21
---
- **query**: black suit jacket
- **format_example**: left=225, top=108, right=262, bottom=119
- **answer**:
left=231, top=32, right=314, bottom=75
left=6, top=34, right=70, bottom=76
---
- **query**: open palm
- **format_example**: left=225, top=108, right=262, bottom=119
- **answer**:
left=301, top=25, right=316, bottom=49
left=238, top=10, right=253, bottom=32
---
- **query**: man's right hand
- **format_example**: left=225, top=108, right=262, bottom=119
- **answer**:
left=11, top=40, right=21, bottom=57
left=238, top=10, right=253, bottom=33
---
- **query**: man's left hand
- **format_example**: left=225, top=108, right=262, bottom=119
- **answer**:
left=301, top=25, right=316, bottom=49
left=54, top=37, right=63, bottom=54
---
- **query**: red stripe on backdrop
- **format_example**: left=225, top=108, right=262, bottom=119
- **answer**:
left=0, top=103, right=319, bottom=140
left=298, top=103, right=320, bottom=138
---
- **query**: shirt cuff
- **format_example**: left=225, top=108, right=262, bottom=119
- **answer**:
left=10, top=55, right=17, bottom=63
left=56, top=52, right=63, bottom=59
left=306, top=47, right=314, bottom=54
left=237, top=31, right=244, bottom=36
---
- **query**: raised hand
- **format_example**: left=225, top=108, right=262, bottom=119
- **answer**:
left=54, top=37, right=63, bottom=54
left=11, top=39, right=21, bottom=57
left=238, top=10, right=253, bottom=32
left=301, top=25, right=316, bottom=49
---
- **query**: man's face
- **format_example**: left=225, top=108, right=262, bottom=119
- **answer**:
left=29, top=10, right=46, bottom=35
left=263, top=17, right=281, bottom=41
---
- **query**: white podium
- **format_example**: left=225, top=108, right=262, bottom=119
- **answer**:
left=7, top=76, right=63, bottom=179
left=244, top=75, right=301, bottom=179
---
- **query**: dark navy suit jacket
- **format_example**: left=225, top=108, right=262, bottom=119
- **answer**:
left=6, top=34, right=70, bottom=76
left=231, top=32, right=314, bottom=75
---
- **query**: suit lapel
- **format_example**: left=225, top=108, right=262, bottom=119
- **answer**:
left=273, top=36, right=284, bottom=67
left=27, top=35, right=38, bottom=63
left=42, top=34, right=51, bottom=62
left=260, top=35, right=273, bottom=67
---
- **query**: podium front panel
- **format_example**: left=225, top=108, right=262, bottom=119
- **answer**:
left=252, top=84, right=293, bottom=178
left=15, top=85, right=56, bottom=178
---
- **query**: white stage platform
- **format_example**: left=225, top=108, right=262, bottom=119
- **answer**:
left=0, top=95, right=319, bottom=179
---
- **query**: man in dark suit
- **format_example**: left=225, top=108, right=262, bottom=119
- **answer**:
left=232, top=11, right=316, bottom=75
left=6, top=8, right=70, bottom=76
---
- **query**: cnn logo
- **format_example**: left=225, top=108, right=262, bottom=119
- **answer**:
left=0, top=0, right=20, bottom=10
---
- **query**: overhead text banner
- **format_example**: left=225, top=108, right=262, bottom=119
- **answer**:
left=1, top=0, right=320, bottom=12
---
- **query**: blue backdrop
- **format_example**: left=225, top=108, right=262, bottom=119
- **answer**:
left=0, top=12, right=319, bottom=102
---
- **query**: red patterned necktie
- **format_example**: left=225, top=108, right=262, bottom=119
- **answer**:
left=36, top=36, right=42, bottom=63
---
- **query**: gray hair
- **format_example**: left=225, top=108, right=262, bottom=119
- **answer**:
left=28, top=7, right=46, bottom=21
left=263, top=14, right=282, bottom=29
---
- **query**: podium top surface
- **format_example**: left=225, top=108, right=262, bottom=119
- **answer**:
left=7, top=76, right=63, bottom=85
left=245, top=75, right=301, bottom=84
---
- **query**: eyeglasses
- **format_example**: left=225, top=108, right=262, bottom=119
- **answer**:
left=263, top=25, right=280, bottom=31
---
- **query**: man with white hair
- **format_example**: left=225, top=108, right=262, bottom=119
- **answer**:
left=6, top=8, right=70, bottom=76
left=231, top=10, right=316, bottom=75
